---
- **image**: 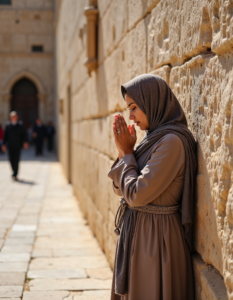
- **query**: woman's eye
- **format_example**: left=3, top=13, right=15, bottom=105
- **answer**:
left=131, top=107, right=136, bottom=111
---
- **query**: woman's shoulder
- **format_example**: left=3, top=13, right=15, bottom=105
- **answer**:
left=157, top=133, right=183, bottom=147
left=151, top=133, right=184, bottom=154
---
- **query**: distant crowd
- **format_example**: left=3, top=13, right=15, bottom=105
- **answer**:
left=0, top=114, right=55, bottom=156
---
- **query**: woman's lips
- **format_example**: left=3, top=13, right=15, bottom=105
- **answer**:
left=135, top=122, right=140, bottom=126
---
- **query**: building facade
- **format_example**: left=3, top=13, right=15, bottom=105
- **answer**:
left=0, top=0, right=55, bottom=128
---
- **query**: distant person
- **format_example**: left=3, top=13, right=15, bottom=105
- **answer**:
left=46, top=121, right=55, bottom=151
left=0, top=124, right=4, bottom=154
left=2, top=111, right=28, bottom=180
left=27, top=123, right=33, bottom=145
left=33, top=118, right=45, bottom=156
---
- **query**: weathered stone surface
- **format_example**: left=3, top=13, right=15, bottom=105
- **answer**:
left=4, top=238, right=34, bottom=246
left=1, top=245, right=33, bottom=253
left=98, top=0, right=128, bottom=64
left=193, top=254, right=228, bottom=300
left=0, top=273, right=25, bottom=285
left=0, top=253, right=30, bottom=262
left=0, top=262, right=28, bottom=272
left=0, top=286, right=23, bottom=298
left=170, top=53, right=233, bottom=296
left=11, top=225, right=36, bottom=232
left=0, top=298, right=21, bottom=300
left=29, top=278, right=112, bottom=291
left=73, top=290, right=111, bottom=300
left=86, top=268, right=112, bottom=280
left=27, top=269, right=87, bottom=279
left=29, top=256, right=109, bottom=270
left=22, top=291, right=69, bottom=300
left=147, top=0, right=233, bottom=70
left=128, top=0, right=160, bottom=29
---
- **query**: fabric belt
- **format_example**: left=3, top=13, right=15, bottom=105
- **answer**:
left=114, top=198, right=180, bottom=236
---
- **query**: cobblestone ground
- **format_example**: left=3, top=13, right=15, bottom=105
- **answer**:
left=0, top=147, right=112, bottom=300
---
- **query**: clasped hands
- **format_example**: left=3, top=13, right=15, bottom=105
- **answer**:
left=113, top=114, right=137, bottom=160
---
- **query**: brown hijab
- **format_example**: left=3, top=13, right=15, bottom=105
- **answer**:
left=113, top=74, right=197, bottom=296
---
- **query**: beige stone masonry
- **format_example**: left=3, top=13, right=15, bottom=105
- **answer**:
left=170, top=53, right=233, bottom=297
left=147, top=0, right=233, bottom=70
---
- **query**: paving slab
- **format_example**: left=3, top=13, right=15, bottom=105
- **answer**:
left=0, top=253, right=30, bottom=262
left=73, top=290, right=111, bottom=300
left=52, top=248, right=103, bottom=257
left=0, top=286, right=23, bottom=297
left=29, top=256, right=109, bottom=270
left=86, top=268, right=113, bottom=280
left=8, top=232, right=35, bottom=239
left=4, top=238, right=34, bottom=246
left=22, top=291, right=70, bottom=300
left=29, top=278, right=112, bottom=291
left=0, top=298, right=21, bottom=300
left=11, top=225, right=36, bottom=232
left=32, top=249, right=52, bottom=258
left=0, top=273, right=25, bottom=285
left=0, top=262, right=28, bottom=272
left=27, top=269, right=87, bottom=279
left=1, top=245, right=33, bottom=253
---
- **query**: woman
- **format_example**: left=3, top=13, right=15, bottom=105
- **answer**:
left=108, top=74, right=197, bottom=300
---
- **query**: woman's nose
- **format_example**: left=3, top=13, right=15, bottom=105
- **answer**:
left=129, top=113, right=135, bottom=120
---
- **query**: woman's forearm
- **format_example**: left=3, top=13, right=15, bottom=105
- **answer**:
left=118, top=149, right=133, bottom=160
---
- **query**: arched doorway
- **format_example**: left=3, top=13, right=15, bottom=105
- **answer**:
left=11, top=77, right=38, bottom=128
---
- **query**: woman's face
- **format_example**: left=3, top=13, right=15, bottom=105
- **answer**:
left=125, top=93, right=149, bottom=130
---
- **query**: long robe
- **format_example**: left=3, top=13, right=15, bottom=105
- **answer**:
left=108, top=133, right=194, bottom=300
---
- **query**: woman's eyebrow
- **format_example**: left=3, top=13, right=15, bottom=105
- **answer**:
left=127, top=102, right=134, bottom=108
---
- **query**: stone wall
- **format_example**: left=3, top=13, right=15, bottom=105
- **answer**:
left=0, top=0, right=54, bottom=125
left=55, top=0, right=233, bottom=299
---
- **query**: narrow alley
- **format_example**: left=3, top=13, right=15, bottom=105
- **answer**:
left=0, top=148, right=112, bottom=300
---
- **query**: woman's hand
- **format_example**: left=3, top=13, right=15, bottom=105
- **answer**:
left=113, top=114, right=137, bottom=159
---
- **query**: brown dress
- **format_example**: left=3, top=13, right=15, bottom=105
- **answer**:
left=108, top=134, right=194, bottom=300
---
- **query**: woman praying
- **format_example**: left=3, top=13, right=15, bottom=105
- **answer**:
left=108, top=74, right=197, bottom=300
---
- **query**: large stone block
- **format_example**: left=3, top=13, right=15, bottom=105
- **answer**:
left=127, top=0, right=160, bottom=29
left=98, top=0, right=128, bottom=64
left=147, top=0, right=233, bottom=70
left=170, top=53, right=233, bottom=297
left=193, top=254, right=228, bottom=300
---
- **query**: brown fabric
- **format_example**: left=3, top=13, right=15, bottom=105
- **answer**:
left=108, top=74, right=197, bottom=298
left=109, top=134, right=194, bottom=300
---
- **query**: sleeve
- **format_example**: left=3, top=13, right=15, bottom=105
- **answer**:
left=108, top=134, right=185, bottom=207
left=3, top=126, right=8, bottom=145
left=110, top=158, right=123, bottom=196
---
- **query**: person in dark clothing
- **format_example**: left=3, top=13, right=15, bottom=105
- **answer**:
left=33, top=118, right=45, bottom=156
left=46, top=121, right=55, bottom=151
left=2, top=111, right=28, bottom=180
left=0, top=124, right=4, bottom=154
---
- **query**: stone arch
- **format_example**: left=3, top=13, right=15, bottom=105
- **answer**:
left=4, top=70, right=46, bottom=98
left=1, top=70, right=48, bottom=122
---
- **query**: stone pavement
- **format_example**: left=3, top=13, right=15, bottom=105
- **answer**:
left=0, top=148, right=112, bottom=299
